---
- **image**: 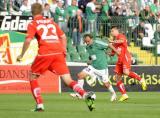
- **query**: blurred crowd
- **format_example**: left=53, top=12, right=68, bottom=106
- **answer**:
left=0, top=0, right=160, bottom=47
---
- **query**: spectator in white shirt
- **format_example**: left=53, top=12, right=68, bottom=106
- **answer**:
left=50, top=0, right=57, bottom=14
left=28, top=0, right=48, bottom=6
left=140, top=21, right=155, bottom=47
left=43, top=3, right=52, bottom=18
left=20, top=0, right=31, bottom=15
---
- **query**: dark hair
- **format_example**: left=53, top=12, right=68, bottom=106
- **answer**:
left=111, top=25, right=125, bottom=33
left=44, top=3, right=49, bottom=7
left=83, top=34, right=93, bottom=39
left=111, top=25, right=120, bottom=30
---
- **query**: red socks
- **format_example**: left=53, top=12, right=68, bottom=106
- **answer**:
left=30, top=79, right=43, bottom=104
left=69, top=81, right=86, bottom=96
left=128, top=71, right=142, bottom=81
left=116, top=80, right=126, bottom=95
left=30, top=80, right=86, bottom=104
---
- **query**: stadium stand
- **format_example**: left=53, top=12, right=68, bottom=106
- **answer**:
left=0, top=0, right=160, bottom=65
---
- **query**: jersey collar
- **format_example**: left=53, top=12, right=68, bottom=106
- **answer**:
left=33, top=15, right=44, bottom=20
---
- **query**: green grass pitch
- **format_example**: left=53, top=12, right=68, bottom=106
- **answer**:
left=0, top=92, right=160, bottom=118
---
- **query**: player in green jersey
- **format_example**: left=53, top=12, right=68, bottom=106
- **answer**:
left=70, top=34, right=117, bottom=102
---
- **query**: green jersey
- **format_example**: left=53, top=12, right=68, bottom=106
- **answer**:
left=86, top=40, right=109, bottom=70
left=86, top=2, right=97, bottom=20
left=107, top=0, right=112, bottom=6
left=150, top=3, right=158, bottom=14
left=97, top=0, right=102, bottom=3
left=66, top=5, right=78, bottom=17
left=55, top=7, right=66, bottom=22
left=100, top=3, right=109, bottom=21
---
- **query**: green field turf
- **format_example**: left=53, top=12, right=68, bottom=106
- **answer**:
left=0, top=92, right=160, bottom=118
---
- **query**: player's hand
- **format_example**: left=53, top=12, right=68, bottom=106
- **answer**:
left=17, top=55, right=23, bottom=62
left=109, top=40, right=114, bottom=43
left=107, top=51, right=112, bottom=56
left=116, top=50, right=121, bottom=56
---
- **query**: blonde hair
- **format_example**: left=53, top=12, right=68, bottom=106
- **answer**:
left=31, top=3, right=43, bottom=16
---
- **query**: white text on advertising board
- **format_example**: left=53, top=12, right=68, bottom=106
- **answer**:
left=1, top=16, right=32, bottom=31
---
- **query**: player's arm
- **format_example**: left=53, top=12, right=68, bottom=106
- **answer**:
left=109, top=38, right=124, bottom=44
left=106, top=49, right=115, bottom=56
left=60, top=34, right=67, bottom=53
left=108, top=43, right=120, bottom=55
left=95, top=40, right=108, bottom=50
left=17, top=39, right=31, bottom=61
left=17, top=23, right=36, bottom=61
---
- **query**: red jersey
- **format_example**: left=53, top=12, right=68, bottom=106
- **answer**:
left=112, top=34, right=131, bottom=63
left=26, top=15, right=65, bottom=55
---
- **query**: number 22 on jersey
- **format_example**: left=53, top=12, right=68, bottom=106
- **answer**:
left=37, top=24, right=58, bottom=40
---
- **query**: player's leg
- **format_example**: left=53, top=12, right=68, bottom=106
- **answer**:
left=70, top=66, right=96, bottom=99
left=123, top=60, right=141, bottom=81
left=77, top=66, right=96, bottom=89
left=50, top=54, right=87, bottom=97
left=51, top=54, right=96, bottom=111
left=77, top=71, right=88, bottom=89
left=124, top=70, right=147, bottom=90
left=114, top=64, right=127, bottom=95
left=61, top=74, right=96, bottom=111
left=96, top=68, right=116, bottom=101
left=62, top=74, right=86, bottom=97
left=29, top=73, right=44, bottom=111
left=114, top=64, right=128, bottom=101
left=30, top=55, right=51, bottom=111
left=123, top=62, right=147, bottom=91
left=103, top=81, right=117, bottom=101
left=115, top=74, right=129, bottom=101
left=70, top=71, right=88, bottom=99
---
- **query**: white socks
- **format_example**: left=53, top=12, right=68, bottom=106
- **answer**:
left=78, top=79, right=84, bottom=89
left=108, top=85, right=116, bottom=95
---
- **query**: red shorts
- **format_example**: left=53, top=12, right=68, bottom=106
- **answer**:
left=114, top=56, right=131, bottom=75
left=31, top=54, right=69, bottom=75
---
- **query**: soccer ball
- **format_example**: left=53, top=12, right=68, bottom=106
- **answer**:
left=85, top=75, right=96, bottom=87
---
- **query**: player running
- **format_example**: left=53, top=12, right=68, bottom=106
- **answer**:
left=17, top=3, right=95, bottom=112
left=70, top=34, right=117, bottom=102
left=109, top=26, right=147, bottom=101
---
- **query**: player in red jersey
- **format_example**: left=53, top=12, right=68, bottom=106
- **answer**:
left=109, top=26, right=147, bottom=101
left=17, top=3, right=95, bottom=111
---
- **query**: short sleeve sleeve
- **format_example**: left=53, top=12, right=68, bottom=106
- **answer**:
left=26, top=22, right=36, bottom=40
left=95, top=40, right=108, bottom=49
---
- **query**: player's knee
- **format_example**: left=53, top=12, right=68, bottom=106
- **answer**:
left=104, top=82, right=110, bottom=88
left=77, top=72, right=85, bottom=80
left=115, top=74, right=122, bottom=82
left=61, top=74, right=73, bottom=86
left=123, top=69, right=129, bottom=75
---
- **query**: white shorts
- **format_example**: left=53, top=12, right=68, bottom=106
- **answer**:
left=83, top=65, right=109, bottom=83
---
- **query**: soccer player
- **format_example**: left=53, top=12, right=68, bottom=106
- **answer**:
left=109, top=26, right=147, bottom=101
left=17, top=3, right=95, bottom=112
left=70, top=34, right=117, bottom=102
